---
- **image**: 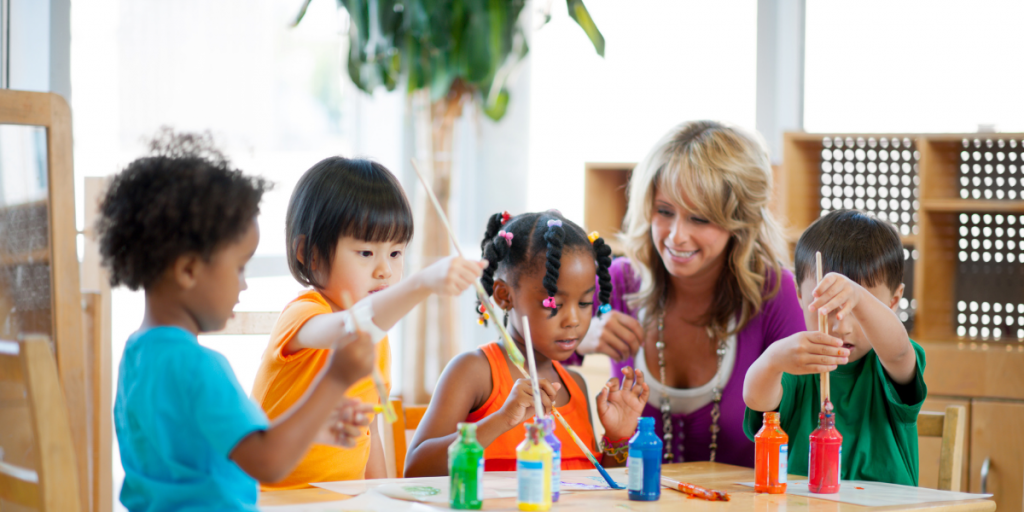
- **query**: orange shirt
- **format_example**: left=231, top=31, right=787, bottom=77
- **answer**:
left=250, top=290, right=391, bottom=490
left=467, top=342, right=597, bottom=471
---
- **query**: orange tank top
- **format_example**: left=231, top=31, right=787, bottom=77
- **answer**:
left=250, top=290, right=391, bottom=490
left=467, top=342, right=597, bottom=471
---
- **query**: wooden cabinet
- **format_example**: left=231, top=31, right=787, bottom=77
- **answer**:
left=970, top=401, right=1024, bottom=512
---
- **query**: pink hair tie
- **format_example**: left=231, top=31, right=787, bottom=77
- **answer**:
left=543, top=297, right=557, bottom=309
left=547, top=219, right=562, bottom=228
left=498, top=230, right=513, bottom=246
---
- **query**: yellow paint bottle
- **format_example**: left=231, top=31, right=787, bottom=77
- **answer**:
left=516, top=421, right=553, bottom=511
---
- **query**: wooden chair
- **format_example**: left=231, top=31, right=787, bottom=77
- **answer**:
left=389, top=399, right=428, bottom=478
left=0, top=336, right=82, bottom=511
left=918, top=405, right=966, bottom=492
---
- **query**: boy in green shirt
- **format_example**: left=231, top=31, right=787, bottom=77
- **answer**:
left=743, top=209, right=927, bottom=486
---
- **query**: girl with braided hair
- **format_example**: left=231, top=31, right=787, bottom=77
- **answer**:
left=405, top=211, right=650, bottom=477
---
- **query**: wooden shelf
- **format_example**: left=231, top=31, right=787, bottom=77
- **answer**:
left=922, top=199, right=1024, bottom=213
left=0, top=248, right=50, bottom=266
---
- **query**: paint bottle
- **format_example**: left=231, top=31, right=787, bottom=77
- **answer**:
left=540, top=417, right=561, bottom=502
left=627, top=416, right=662, bottom=501
left=754, top=411, right=789, bottom=494
left=517, top=422, right=553, bottom=511
left=808, top=411, right=842, bottom=494
left=449, top=422, right=484, bottom=509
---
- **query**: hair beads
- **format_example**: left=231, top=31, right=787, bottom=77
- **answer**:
left=476, top=211, right=614, bottom=324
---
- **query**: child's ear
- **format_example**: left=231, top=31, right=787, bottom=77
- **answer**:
left=888, top=283, right=906, bottom=311
left=172, top=253, right=202, bottom=290
left=492, top=278, right=514, bottom=311
left=294, top=235, right=307, bottom=266
left=295, top=235, right=320, bottom=273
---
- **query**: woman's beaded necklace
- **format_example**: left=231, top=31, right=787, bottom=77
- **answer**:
left=656, top=311, right=726, bottom=462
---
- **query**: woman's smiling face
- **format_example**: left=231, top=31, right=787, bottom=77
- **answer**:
left=650, top=188, right=732, bottom=281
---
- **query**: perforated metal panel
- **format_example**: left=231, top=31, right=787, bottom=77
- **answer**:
left=818, top=136, right=918, bottom=333
left=959, top=138, right=1024, bottom=200
left=819, top=136, right=920, bottom=236
left=897, top=247, right=917, bottom=333
left=954, top=212, right=1024, bottom=341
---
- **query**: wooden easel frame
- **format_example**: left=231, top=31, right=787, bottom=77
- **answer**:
left=0, top=90, right=90, bottom=511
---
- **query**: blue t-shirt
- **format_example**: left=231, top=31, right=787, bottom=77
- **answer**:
left=114, top=326, right=269, bottom=512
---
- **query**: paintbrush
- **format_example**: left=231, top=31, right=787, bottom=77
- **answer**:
left=660, top=477, right=730, bottom=501
left=816, top=251, right=832, bottom=413
left=409, top=159, right=526, bottom=368
left=521, top=316, right=546, bottom=420
left=410, top=158, right=624, bottom=490
left=340, top=291, right=398, bottom=424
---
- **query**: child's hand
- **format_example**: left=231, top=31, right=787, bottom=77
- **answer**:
left=315, top=397, right=375, bottom=448
left=420, top=255, right=487, bottom=296
left=807, top=272, right=865, bottom=321
left=596, top=367, right=650, bottom=440
left=767, top=331, right=849, bottom=375
left=497, top=378, right=561, bottom=429
left=325, top=328, right=375, bottom=388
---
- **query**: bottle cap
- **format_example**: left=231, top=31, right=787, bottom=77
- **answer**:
left=457, top=422, right=477, bottom=436
left=638, top=416, right=654, bottom=429
left=539, top=416, right=555, bottom=434
left=764, top=411, right=780, bottom=422
left=525, top=422, right=543, bottom=442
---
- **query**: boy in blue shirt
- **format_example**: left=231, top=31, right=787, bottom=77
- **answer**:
left=743, top=209, right=927, bottom=485
left=100, top=132, right=376, bottom=511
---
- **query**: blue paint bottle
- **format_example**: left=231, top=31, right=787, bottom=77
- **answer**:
left=627, top=417, right=662, bottom=501
left=540, top=417, right=561, bottom=502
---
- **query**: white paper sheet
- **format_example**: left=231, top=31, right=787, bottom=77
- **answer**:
left=260, top=489, right=444, bottom=511
left=313, top=477, right=448, bottom=497
left=310, top=468, right=629, bottom=505
left=737, top=481, right=992, bottom=507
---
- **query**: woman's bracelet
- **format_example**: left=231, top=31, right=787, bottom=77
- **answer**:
left=601, top=434, right=630, bottom=463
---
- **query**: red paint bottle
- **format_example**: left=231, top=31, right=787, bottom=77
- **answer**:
left=808, top=410, right=841, bottom=494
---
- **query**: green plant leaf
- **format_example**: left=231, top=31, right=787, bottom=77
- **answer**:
left=566, top=0, right=604, bottom=57
left=291, top=0, right=314, bottom=26
left=297, top=0, right=600, bottom=117
left=429, top=54, right=455, bottom=101
left=482, top=88, right=509, bottom=120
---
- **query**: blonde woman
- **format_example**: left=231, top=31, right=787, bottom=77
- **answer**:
left=574, top=121, right=805, bottom=467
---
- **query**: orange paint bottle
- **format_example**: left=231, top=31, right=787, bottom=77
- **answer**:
left=754, top=411, right=788, bottom=494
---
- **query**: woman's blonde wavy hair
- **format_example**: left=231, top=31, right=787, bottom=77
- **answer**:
left=620, top=120, right=789, bottom=341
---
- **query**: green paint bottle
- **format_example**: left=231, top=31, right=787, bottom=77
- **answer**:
left=449, top=422, right=484, bottom=509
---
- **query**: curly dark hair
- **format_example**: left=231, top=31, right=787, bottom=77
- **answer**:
left=96, top=129, right=270, bottom=290
left=476, top=211, right=612, bottom=322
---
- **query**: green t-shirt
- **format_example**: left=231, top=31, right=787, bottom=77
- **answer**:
left=744, top=339, right=927, bottom=486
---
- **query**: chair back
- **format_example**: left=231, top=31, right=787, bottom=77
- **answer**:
left=389, top=399, right=428, bottom=477
left=0, top=336, right=81, bottom=511
left=918, top=405, right=966, bottom=491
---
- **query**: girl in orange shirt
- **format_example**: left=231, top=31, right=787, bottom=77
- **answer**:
left=250, top=157, right=486, bottom=489
left=405, top=211, right=650, bottom=476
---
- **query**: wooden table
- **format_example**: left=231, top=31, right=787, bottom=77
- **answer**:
left=259, top=462, right=996, bottom=511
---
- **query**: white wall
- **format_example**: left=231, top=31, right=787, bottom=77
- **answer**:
left=526, top=0, right=759, bottom=225
left=804, top=0, right=1024, bottom=133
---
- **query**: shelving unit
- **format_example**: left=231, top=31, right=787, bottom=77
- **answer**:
left=782, top=132, right=1024, bottom=509
left=583, top=133, right=1024, bottom=506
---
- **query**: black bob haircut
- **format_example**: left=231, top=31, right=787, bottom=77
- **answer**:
left=96, top=129, right=270, bottom=291
left=286, top=156, right=413, bottom=288
left=477, top=210, right=612, bottom=320
left=794, top=209, right=905, bottom=293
